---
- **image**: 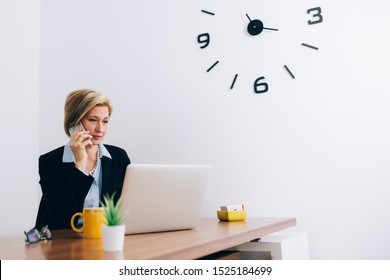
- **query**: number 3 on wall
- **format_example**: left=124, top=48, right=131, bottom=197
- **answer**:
left=307, top=7, right=323, bottom=25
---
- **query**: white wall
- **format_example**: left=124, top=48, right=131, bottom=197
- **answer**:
left=37, top=0, right=390, bottom=260
left=0, top=0, right=40, bottom=236
left=2, top=0, right=390, bottom=260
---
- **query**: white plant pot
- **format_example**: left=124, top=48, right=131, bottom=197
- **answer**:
left=101, top=224, right=126, bottom=252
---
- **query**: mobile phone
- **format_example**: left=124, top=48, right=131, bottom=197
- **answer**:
left=69, top=123, right=85, bottom=137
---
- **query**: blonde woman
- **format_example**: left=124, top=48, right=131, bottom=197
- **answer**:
left=35, top=89, right=130, bottom=230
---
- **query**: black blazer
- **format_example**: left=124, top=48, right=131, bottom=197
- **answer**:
left=35, top=144, right=130, bottom=230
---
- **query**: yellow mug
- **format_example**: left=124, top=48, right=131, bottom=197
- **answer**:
left=70, top=207, right=106, bottom=238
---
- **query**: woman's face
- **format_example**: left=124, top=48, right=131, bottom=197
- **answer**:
left=81, top=105, right=110, bottom=145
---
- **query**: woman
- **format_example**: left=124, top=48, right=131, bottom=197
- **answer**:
left=35, top=89, right=130, bottom=230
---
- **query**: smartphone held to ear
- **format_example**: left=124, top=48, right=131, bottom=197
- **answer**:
left=69, top=123, right=85, bottom=137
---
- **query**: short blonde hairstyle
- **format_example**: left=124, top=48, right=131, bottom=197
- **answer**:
left=64, top=89, right=113, bottom=137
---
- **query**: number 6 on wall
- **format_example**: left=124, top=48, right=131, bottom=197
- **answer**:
left=254, top=77, right=268, bottom=94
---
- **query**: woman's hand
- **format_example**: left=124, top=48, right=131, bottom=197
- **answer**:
left=70, top=127, right=93, bottom=172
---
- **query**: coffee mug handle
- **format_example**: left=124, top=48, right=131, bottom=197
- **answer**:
left=70, top=212, right=83, bottom=233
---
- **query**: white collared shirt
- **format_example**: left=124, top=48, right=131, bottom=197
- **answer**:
left=62, top=142, right=112, bottom=208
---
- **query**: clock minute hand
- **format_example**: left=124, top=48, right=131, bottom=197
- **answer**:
left=263, top=27, right=278, bottom=31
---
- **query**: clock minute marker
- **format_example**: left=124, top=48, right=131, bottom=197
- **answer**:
left=284, top=65, right=295, bottom=79
left=201, top=10, right=215, bottom=16
left=302, top=43, right=319, bottom=50
left=230, top=74, right=238, bottom=89
left=207, top=61, right=219, bottom=72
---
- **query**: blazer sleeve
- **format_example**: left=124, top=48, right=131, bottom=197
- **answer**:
left=35, top=148, right=94, bottom=230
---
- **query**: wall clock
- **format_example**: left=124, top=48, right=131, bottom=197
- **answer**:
left=197, top=4, right=324, bottom=94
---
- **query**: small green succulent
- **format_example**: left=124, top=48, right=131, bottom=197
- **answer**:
left=100, top=192, right=127, bottom=226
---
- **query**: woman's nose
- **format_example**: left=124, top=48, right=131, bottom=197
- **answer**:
left=95, top=122, right=103, bottom=132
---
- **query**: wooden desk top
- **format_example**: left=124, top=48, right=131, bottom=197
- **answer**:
left=0, top=217, right=296, bottom=260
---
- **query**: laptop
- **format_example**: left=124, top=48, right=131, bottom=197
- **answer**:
left=120, top=164, right=211, bottom=235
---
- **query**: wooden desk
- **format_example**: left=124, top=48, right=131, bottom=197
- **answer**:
left=0, top=217, right=296, bottom=260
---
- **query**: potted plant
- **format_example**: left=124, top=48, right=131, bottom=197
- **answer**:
left=100, top=192, right=127, bottom=252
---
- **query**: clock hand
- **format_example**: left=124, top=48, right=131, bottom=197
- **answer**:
left=263, top=27, right=278, bottom=31
left=245, top=14, right=278, bottom=35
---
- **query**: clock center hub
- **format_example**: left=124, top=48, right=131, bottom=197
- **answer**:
left=247, top=19, right=264, bottom=36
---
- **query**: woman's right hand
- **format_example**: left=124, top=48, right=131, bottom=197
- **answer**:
left=70, top=127, right=93, bottom=172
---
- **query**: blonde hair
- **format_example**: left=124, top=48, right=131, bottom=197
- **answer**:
left=64, top=89, right=113, bottom=137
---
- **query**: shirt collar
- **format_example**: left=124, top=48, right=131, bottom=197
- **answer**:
left=62, top=142, right=112, bottom=163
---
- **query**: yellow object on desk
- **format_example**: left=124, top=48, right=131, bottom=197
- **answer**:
left=217, top=210, right=247, bottom=221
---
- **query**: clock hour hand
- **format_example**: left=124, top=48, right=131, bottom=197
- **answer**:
left=245, top=14, right=278, bottom=36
